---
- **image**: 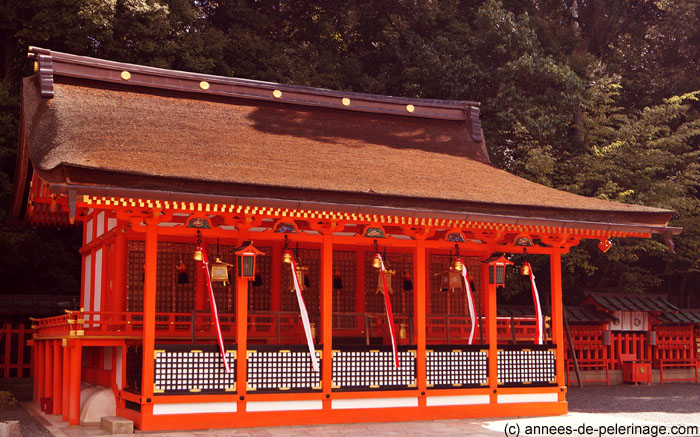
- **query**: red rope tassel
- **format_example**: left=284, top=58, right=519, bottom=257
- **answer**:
left=376, top=254, right=399, bottom=368
left=198, top=248, right=231, bottom=373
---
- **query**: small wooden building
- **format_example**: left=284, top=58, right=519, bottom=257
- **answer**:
left=12, top=48, right=680, bottom=431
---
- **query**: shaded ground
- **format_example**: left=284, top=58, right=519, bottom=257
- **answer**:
left=568, top=384, right=700, bottom=425
left=1, top=380, right=699, bottom=436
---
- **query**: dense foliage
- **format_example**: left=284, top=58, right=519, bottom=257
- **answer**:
left=0, top=0, right=698, bottom=305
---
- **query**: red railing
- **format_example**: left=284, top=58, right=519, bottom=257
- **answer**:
left=653, top=325, right=696, bottom=361
left=0, top=323, right=32, bottom=378
left=610, top=331, right=649, bottom=369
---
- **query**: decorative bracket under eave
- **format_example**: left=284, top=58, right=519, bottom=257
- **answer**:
left=28, top=47, right=54, bottom=98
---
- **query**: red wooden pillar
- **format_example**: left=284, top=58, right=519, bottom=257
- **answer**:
left=68, top=340, right=82, bottom=425
left=52, top=341, right=62, bottom=414
left=414, top=237, right=427, bottom=403
left=550, top=250, right=566, bottom=400
left=321, top=233, right=333, bottom=408
left=482, top=260, right=498, bottom=403
left=44, top=340, right=53, bottom=410
left=236, top=274, right=249, bottom=410
left=141, top=220, right=158, bottom=419
left=62, top=341, right=70, bottom=421
left=35, top=341, right=44, bottom=402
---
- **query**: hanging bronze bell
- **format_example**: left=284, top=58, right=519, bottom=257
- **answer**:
left=193, top=248, right=203, bottom=262
left=520, top=262, right=531, bottom=276
left=454, top=259, right=463, bottom=272
left=372, top=255, right=382, bottom=269
left=283, top=251, right=293, bottom=264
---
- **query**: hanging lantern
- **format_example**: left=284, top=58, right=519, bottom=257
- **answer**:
left=234, top=241, right=264, bottom=280
left=211, top=257, right=233, bottom=286
left=402, top=271, right=413, bottom=291
left=520, top=262, right=531, bottom=276
left=598, top=238, right=612, bottom=253
left=177, top=260, right=189, bottom=284
left=333, top=269, right=343, bottom=290
left=439, top=269, right=463, bottom=293
left=482, top=253, right=513, bottom=287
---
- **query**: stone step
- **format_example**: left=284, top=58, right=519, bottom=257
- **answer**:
left=100, top=416, right=133, bottom=435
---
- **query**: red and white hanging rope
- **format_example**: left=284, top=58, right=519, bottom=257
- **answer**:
left=198, top=248, right=231, bottom=373
left=524, top=262, right=544, bottom=345
left=457, top=259, right=477, bottom=345
left=286, top=250, right=320, bottom=373
left=375, top=253, right=400, bottom=368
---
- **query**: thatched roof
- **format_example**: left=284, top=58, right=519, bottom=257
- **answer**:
left=15, top=48, right=676, bottom=232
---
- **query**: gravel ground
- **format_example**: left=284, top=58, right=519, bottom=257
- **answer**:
left=0, top=404, right=53, bottom=437
left=567, top=384, right=700, bottom=425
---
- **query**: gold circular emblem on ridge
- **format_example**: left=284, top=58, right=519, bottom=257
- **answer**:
left=341, top=97, right=351, bottom=106
left=120, top=71, right=131, bottom=81
left=199, top=81, right=210, bottom=90
left=273, top=89, right=283, bottom=98
left=406, top=104, right=415, bottom=113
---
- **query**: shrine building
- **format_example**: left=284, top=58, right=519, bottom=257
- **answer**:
left=11, top=47, right=680, bottom=431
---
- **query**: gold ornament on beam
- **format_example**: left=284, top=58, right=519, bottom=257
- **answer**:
left=376, top=268, right=396, bottom=295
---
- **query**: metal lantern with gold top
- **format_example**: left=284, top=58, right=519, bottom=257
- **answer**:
left=210, top=257, right=233, bottom=286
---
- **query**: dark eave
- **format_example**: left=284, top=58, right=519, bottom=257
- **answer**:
left=49, top=182, right=682, bottom=238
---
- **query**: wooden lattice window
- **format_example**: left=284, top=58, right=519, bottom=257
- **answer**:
left=333, top=251, right=356, bottom=329
left=247, top=246, right=272, bottom=312
left=364, top=252, right=414, bottom=316
left=127, top=241, right=144, bottom=312
left=428, top=254, right=481, bottom=316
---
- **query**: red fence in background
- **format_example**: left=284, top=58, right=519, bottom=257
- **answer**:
left=0, top=323, right=32, bottom=378
left=610, top=332, right=649, bottom=369
left=653, top=325, right=696, bottom=361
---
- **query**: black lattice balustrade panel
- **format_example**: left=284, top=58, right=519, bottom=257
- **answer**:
left=333, top=250, right=356, bottom=329
left=153, top=344, right=236, bottom=395
left=497, top=345, right=556, bottom=387
left=429, top=254, right=481, bottom=317
left=426, top=345, right=488, bottom=388
left=247, top=346, right=321, bottom=393
left=332, top=346, right=416, bottom=391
